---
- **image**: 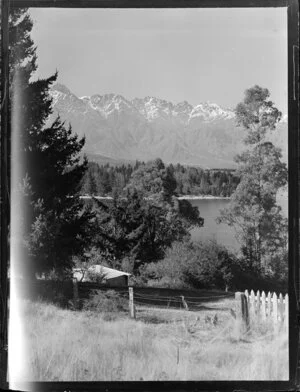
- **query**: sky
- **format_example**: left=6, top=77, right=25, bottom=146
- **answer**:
left=29, top=7, right=287, bottom=113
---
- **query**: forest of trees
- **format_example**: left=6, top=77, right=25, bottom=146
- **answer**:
left=80, top=161, right=240, bottom=197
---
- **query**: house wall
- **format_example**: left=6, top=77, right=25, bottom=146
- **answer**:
left=106, top=275, right=128, bottom=287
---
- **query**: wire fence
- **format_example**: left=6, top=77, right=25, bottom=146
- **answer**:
left=14, top=278, right=235, bottom=312
left=102, top=287, right=235, bottom=311
left=61, top=281, right=236, bottom=311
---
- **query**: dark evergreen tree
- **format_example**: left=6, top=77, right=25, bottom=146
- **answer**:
left=81, top=163, right=98, bottom=195
left=91, top=188, right=196, bottom=271
left=9, top=9, right=93, bottom=278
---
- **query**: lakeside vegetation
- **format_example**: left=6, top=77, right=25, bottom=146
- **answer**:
left=80, top=161, right=240, bottom=198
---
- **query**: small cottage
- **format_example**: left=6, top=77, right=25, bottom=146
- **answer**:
left=73, top=265, right=131, bottom=287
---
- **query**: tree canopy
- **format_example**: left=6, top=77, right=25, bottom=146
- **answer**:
left=126, top=158, right=177, bottom=201
left=126, top=158, right=204, bottom=231
left=80, top=160, right=239, bottom=198
left=218, top=86, right=288, bottom=274
left=87, top=159, right=204, bottom=271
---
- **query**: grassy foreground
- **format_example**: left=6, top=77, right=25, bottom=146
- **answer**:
left=18, top=299, right=288, bottom=381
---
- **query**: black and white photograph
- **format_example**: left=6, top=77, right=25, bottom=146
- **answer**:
left=6, top=5, right=290, bottom=386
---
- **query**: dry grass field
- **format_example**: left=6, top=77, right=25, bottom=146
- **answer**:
left=17, top=298, right=288, bottom=382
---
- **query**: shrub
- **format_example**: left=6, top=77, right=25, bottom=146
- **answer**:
left=146, top=277, right=190, bottom=289
left=82, top=290, right=128, bottom=312
left=229, top=267, right=288, bottom=293
left=41, top=268, right=73, bottom=281
left=140, top=238, right=286, bottom=293
left=31, top=280, right=72, bottom=308
left=141, top=240, right=237, bottom=291
left=140, top=240, right=194, bottom=287
left=183, top=240, right=237, bottom=290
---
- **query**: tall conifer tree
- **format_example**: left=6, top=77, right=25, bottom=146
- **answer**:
left=9, top=9, right=93, bottom=278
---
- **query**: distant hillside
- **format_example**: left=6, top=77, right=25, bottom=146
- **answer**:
left=85, top=153, right=136, bottom=166
left=49, top=83, right=288, bottom=169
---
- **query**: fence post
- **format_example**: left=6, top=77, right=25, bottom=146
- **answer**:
left=285, top=294, right=289, bottom=330
left=279, top=293, right=284, bottom=322
left=244, top=290, right=249, bottom=303
left=273, top=292, right=278, bottom=324
left=267, top=291, right=272, bottom=317
left=250, top=290, right=255, bottom=317
left=73, top=278, right=79, bottom=309
left=261, top=291, right=266, bottom=320
left=235, top=292, right=249, bottom=334
left=256, top=290, right=261, bottom=315
left=181, top=295, right=189, bottom=311
left=129, top=287, right=136, bottom=319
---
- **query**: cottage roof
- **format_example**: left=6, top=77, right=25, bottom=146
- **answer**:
left=91, top=265, right=131, bottom=279
left=73, top=265, right=131, bottom=281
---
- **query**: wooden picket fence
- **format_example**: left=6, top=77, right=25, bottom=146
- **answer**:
left=244, top=289, right=289, bottom=327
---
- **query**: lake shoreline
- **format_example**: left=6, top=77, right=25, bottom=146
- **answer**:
left=80, top=195, right=231, bottom=200
left=178, top=195, right=231, bottom=200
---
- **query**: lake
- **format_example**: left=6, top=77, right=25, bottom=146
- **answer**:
left=188, top=199, right=239, bottom=252
left=81, top=194, right=288, bottom=254
left=188, top=196, right=288, bottom=253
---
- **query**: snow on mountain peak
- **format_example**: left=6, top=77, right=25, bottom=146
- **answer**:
left=51, top=84, right=235, bottom=123
left=50, top=83, right=79, bottom=106
left=131, top=96, right=172, bottom=121
left=174, top=101, right=193, bottom=113
left=131, top=97, right=234, bottom=123
left=78, top=93, right=134, bottom=118
left=190, top=101, right=234, bottom=121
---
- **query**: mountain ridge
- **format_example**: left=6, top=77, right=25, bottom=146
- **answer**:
left=49, top=83, right=287, bottom=169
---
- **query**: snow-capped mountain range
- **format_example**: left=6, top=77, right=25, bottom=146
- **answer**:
left=49, top=83, right=287, bottom=168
